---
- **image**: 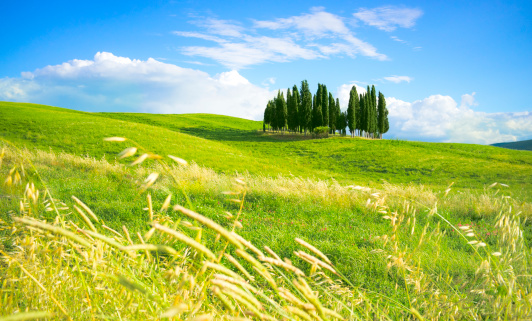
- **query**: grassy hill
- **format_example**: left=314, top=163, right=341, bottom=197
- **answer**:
left=1, top=101, right=532, bottom=319
left=492, top=139, right=532, bottom=151
left=2, top=102, right=531, bottom=199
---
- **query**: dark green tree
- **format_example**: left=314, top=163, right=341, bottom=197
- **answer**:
left=335, top=98, right=341, bottom=135
left=275, top=90, right=287, bottom=134
left=312, top=85, right=322, bottom=129
left=359, top=93, right=366, bottom=137
left=263, top=101, right=271, bottom=131
left=268, top=100, right=277, bottom=131
left=355, top=91, right=361, bottom=136
left=286, top=88, right=293, bottom=132
left=347, top=85, right=358, bottom=137
left=369, top=85, right=378, bottom=138
left=328, top=93, right=335, bottom=133
left=321, top=84, right=328, bottom=129
left=289, top=84, right=300, bottom=132
left=312, top=92, right=323, bottom=130
left=338, top=111, right=347, bottom=135
left=378, top=91, right=389, bottom=139
left=299, top=80, right=312, bottom=135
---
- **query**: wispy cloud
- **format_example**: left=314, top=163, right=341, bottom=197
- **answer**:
left=193, top=18, right=244, bottom=37
left=253, top=7, right=350, bottom=37
left=173, top=7, right=389, bottom=69
left=383, top=75, right=413, bottom=83
left=354, top=6, right=423, bottom=32
left=390, top=36, right=406, bottom=43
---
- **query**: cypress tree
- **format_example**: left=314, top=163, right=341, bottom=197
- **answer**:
left=313, top=85, right=322, bottom=129
left=321, top=84, right=328, bottom=129
left=377, top=91, right=384, bottom=139
left=335, top=98, right=341, bottom=135
left=299, top=80, right=312, bottom=135
left=286, top=88, right=293, bottom=132
left=275, top=90, right=287, bottom=134
left=370, top=85, right=377, bottom=138
left=377, top=91, right=389, bottom=138
left=263, top=102, right=270, bottom=131
left=328, top=93, right=335, bottom=134
left=291, top=84, right=300, bottom=132
left=269, top=100, right=277, bottom=131
left=365, top=86, right=371, bottom=137
left=383, top=109, right=390, bottom=135
left=359, top=93, right=366, bottom=137
left=312, top=92, right=322, bottom=130
left=347, top=86, right=357, bottom=137
left=355, top=92, right=361, bottom=136
left=338, top=112, right=347, bottom=135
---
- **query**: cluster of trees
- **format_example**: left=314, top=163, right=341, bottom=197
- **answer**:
left=263, top=80, right=389, bottom=138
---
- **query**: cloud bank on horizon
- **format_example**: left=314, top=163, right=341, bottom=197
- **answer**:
left=1, top=52, right=530, bottom=145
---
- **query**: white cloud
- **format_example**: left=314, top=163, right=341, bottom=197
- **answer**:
left=174, top=7, right=388, bottom=69
left=390, top=36, right=407, bottom=44
left=254, top=7, right=350, bottom=37
left=0, top=52, right=274, bottom=120
left=195, top=18, right=244, bottom=37
left=334, top=83, right=531, bottom=144
left=354, top=6, right=423, bottom=32
left=385, top=93, right=532, bottom=144
left=335, top=83, right=367, bottom=111
left=172, top=31, right=226, bottom=43
left=383, top=75, right=413, bottom=83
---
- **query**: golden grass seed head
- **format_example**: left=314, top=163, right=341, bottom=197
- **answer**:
left=72, top=196, right=99, bottom=222
left=204, top=261, right=246, bottom=282
left=295, top=238, right=332, bottom=265
left=118, top=147, right=137, bottom=159
left=223, top=253, right=254, bottom=281
left=173, top=205, right=243, bottom=250
left=153, top=223, right=216, bottom=261
left=161, top=303, right=189, bottom=318
left=264, top=246, right=282, bottom=261
left=168, top=155, right=188, bottom=166
left=130, top=153, right=149, bottom=166
left=142, top=172, right=159, bottom=189
left=160, top=193, right=172, bottom=211
left=104, top=137, right=127, bottom=142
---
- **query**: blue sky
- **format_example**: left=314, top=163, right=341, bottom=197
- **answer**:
left=1, top=0, right=531, bottom=144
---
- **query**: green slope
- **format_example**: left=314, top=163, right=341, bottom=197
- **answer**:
left=1, top=101, right=531, bottom=199
left=100, top=109, right=532, bottom=198
left=492, top=139, right=532, bottom=151
left=0, top=102, right=281, bottom=175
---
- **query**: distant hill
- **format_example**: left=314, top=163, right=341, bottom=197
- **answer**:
left=492, top=139, right=532, bottom=151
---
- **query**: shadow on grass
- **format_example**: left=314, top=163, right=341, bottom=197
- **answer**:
left=180, top=127, right=325, bottom=143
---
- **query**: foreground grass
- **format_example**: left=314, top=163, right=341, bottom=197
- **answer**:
left=2, top=102, right=531, bottom=201
left=1, top=143, right=531, bottom=320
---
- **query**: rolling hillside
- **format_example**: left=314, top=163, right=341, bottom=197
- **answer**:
left=1, top=102, right=531, bottom=197
left=1, top=101, right=532, bottom=319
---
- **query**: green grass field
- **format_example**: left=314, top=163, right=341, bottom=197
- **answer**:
left=1, top=101, right=531, bottom=320
left=2, top=102, right=531, bottom=197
